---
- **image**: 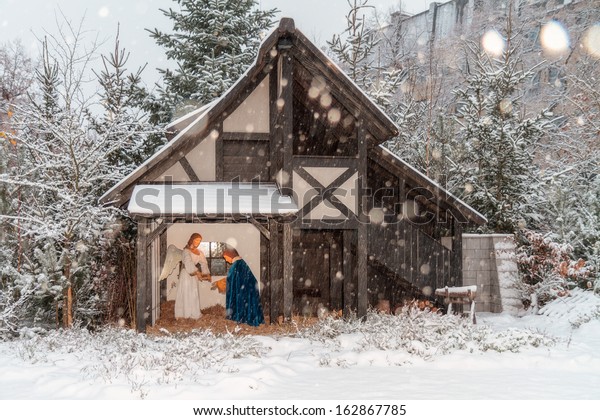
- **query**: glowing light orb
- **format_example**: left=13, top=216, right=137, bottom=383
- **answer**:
left=540, top=20, right=570, bottom=54
left=481, top=30, right=505, bottom=56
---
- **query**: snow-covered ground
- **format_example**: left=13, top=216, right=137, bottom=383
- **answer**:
left=1, top=290, right=599, bottom=403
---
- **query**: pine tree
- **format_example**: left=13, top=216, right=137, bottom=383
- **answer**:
left=0, top=19, right=156, bottom=328
left=93, top=27, right=158, bottom=177
left=327, top=0, right=403, bottom=111
left=451, top=18, right=555, bottom=233
left=146, top=0, right=278, bottom=124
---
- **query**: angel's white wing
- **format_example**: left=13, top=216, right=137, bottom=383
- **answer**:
left=159, top=245, right=183, bottom=280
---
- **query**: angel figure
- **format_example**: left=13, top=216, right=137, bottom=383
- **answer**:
left=160, top=233, right=211, bottom=319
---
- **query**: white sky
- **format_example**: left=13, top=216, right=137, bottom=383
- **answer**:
left=0, top=0, right=435, bottom=88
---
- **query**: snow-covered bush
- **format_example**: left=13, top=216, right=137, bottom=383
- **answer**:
left=297, top=308, right=556, bottom=359
left=14, top=326, right=269, bottom=397
left=516, top=229, right=595, bottom=308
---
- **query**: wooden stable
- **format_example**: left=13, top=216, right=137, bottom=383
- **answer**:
left=100, top=18, right=486, bottom=332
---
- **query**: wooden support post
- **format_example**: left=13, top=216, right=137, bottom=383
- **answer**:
left=342, top=229, right=354, bottom=317
left=451, top=219, right=463, bottom=287
left=260, top=231, right=270, bottom=318
left=279, top=42, right=293, bottom=196
left=215, top=122, right=224, bottom=181
left=283, top=223, right=293, bottom=321
left=136, top=219, right=149, bottom=332
left=159, top=227, right=168, bottom=304
left=269, top=219, right=282, bottom=323
left=357, top=120, right=368, bottom=319
left=329, top=235, right=343, bottom=312
left=269, top=65, right=282, bottom=183
left=357, top=224, right=368, bottom=319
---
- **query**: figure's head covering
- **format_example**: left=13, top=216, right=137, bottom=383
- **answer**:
left=223, top=247, right=239, bottom=259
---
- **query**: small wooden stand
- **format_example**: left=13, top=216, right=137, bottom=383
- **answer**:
left=435, top=285, right=477, bottom=324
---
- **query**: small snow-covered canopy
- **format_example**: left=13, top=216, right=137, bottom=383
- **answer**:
left=127, top=182, right=298, bottom=217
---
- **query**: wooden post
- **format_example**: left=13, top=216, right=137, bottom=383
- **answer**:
left=159, top=227, right=168, bottom=304
left=136, top=218, right=149, bottom=332
left=278, top=39, right=293, bottom=196
left=342, top=229, right=354, bottom=317
left=269, top=219, right=282, bottom=323
left=269, top=65, right=282, bottom=183
left=215, top=122, right=224, bottom=181
left=260, top=231, right=270, bottom=318
left=329, top=234, right=343, bottom=312
left=451, top=218, right=463, bottom=287
left=357, top=121, right=368, bottom=319
left=283, top=223, right=293, bottom=321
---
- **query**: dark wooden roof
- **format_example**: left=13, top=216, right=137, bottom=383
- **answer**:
left=369, top=145, right=487, bottom=225
left=100, top=18, right=399, bottom=207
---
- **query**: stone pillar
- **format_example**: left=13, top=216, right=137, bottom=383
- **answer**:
left=461, top=233, right=521, bottom=313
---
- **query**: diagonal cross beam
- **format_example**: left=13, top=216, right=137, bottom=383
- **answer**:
left=294, top=166, right=358, bottom=220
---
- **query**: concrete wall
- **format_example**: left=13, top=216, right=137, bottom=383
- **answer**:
left=462, top=234, right=522, bottom=313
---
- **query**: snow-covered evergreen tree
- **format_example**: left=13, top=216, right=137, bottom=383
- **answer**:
left=537, top=46, right=600, bottom=281
left=0, top=20, right=155, bottom=328
left=327, top=0, right=403, bottom=111
left=1, top=41, right=36, bottom=333
left=451, top=20, right=555, bottom=233
left=146, top=0, right=278, bottom=124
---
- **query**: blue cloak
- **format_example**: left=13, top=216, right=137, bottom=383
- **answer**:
left=225, top=259, right=264, bottom=326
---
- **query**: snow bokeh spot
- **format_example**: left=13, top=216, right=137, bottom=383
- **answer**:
left=540, top=20, right=570, bottom=55
left=320, top=93, right=333, bottom=108
left=583, top=24, right=600, bottom=57
left=327, top=108, right=341, bottom=124
left=368, top=208, right=385, bottom=225
left=420, top=264, right=431, bottom=275
left=98, top=7, right=110, bottom=18
left=481, top=30, right=505, bottom=56
left=499, top=98, right=512, bottom=114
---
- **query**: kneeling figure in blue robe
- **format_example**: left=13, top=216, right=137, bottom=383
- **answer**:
left=223, top=248, right=264, bottom=326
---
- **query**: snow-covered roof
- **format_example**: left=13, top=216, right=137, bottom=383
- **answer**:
left=373, top=145, right=487, bottom=225
left=127, top=182, right=298, bottom=217
left=100, top=18, right=400, bottom=208
left=100, top=102, right=216, bottom=206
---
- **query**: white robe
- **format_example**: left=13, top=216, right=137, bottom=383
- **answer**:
left=175, top=248, right=210, bottom=319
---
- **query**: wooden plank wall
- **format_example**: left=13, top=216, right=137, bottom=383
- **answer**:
left=223, top=140, right=270, bottom=182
